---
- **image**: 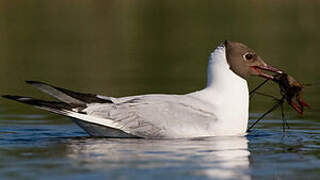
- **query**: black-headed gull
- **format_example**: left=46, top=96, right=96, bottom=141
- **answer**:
left=2, top=41, right=283, bottom=138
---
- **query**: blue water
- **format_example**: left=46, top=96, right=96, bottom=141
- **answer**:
left=1, top=111, right=320, bottom=180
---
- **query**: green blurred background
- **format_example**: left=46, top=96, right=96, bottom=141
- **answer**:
left=0, top=0, right=319, bottom=118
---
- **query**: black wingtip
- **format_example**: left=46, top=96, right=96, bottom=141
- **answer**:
left=25, top=80, right=43, bottom=85
left=2, top=94, right=78, bottom=111
left=2, top=95, right=20, bottom=100
left=1, top=95, right=31, bottom=101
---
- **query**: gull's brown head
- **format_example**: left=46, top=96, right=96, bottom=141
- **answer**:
left=224, top=40, right=283, bottom=80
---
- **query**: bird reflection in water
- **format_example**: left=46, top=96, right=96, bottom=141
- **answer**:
left=65, top=136, right=250, bottom=180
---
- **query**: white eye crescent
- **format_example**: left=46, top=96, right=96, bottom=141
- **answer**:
left=243, top=53, right=253, bottom=61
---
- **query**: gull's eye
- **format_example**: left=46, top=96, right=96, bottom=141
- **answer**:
left=243, top=53, right=253, bottom=61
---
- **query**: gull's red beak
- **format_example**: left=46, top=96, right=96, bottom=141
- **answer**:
left=250, top=65, right=283, bottom=80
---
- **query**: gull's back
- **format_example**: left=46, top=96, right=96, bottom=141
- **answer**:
left=82, top=94, right=218, bottom=138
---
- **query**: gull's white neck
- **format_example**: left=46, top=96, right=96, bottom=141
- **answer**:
left=192, top=45, right=249, bottom=135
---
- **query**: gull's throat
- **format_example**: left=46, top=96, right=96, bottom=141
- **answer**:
left=206, top=45, right=246, bottom=89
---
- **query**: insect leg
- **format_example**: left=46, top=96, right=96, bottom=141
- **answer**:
left=250, top=79, right=270, bottom=97
left=247, top=100, right=282, bottom=132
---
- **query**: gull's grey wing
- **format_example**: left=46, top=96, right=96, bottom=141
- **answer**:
left=83, top=95, right=218, bottom=138
left=3, top=81, right=217, bottom=138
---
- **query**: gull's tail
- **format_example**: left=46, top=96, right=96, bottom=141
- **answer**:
left=2, top=81, right=113, bottom=112
left=1, top=81, right=126, bottom=136
left=2, top=81, right=114, bottom=114
left=2, top=80, right=114, bottom=114
left=1, top=95, right=82, bottom=116
left=24, top=81, right=113, bottom=104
